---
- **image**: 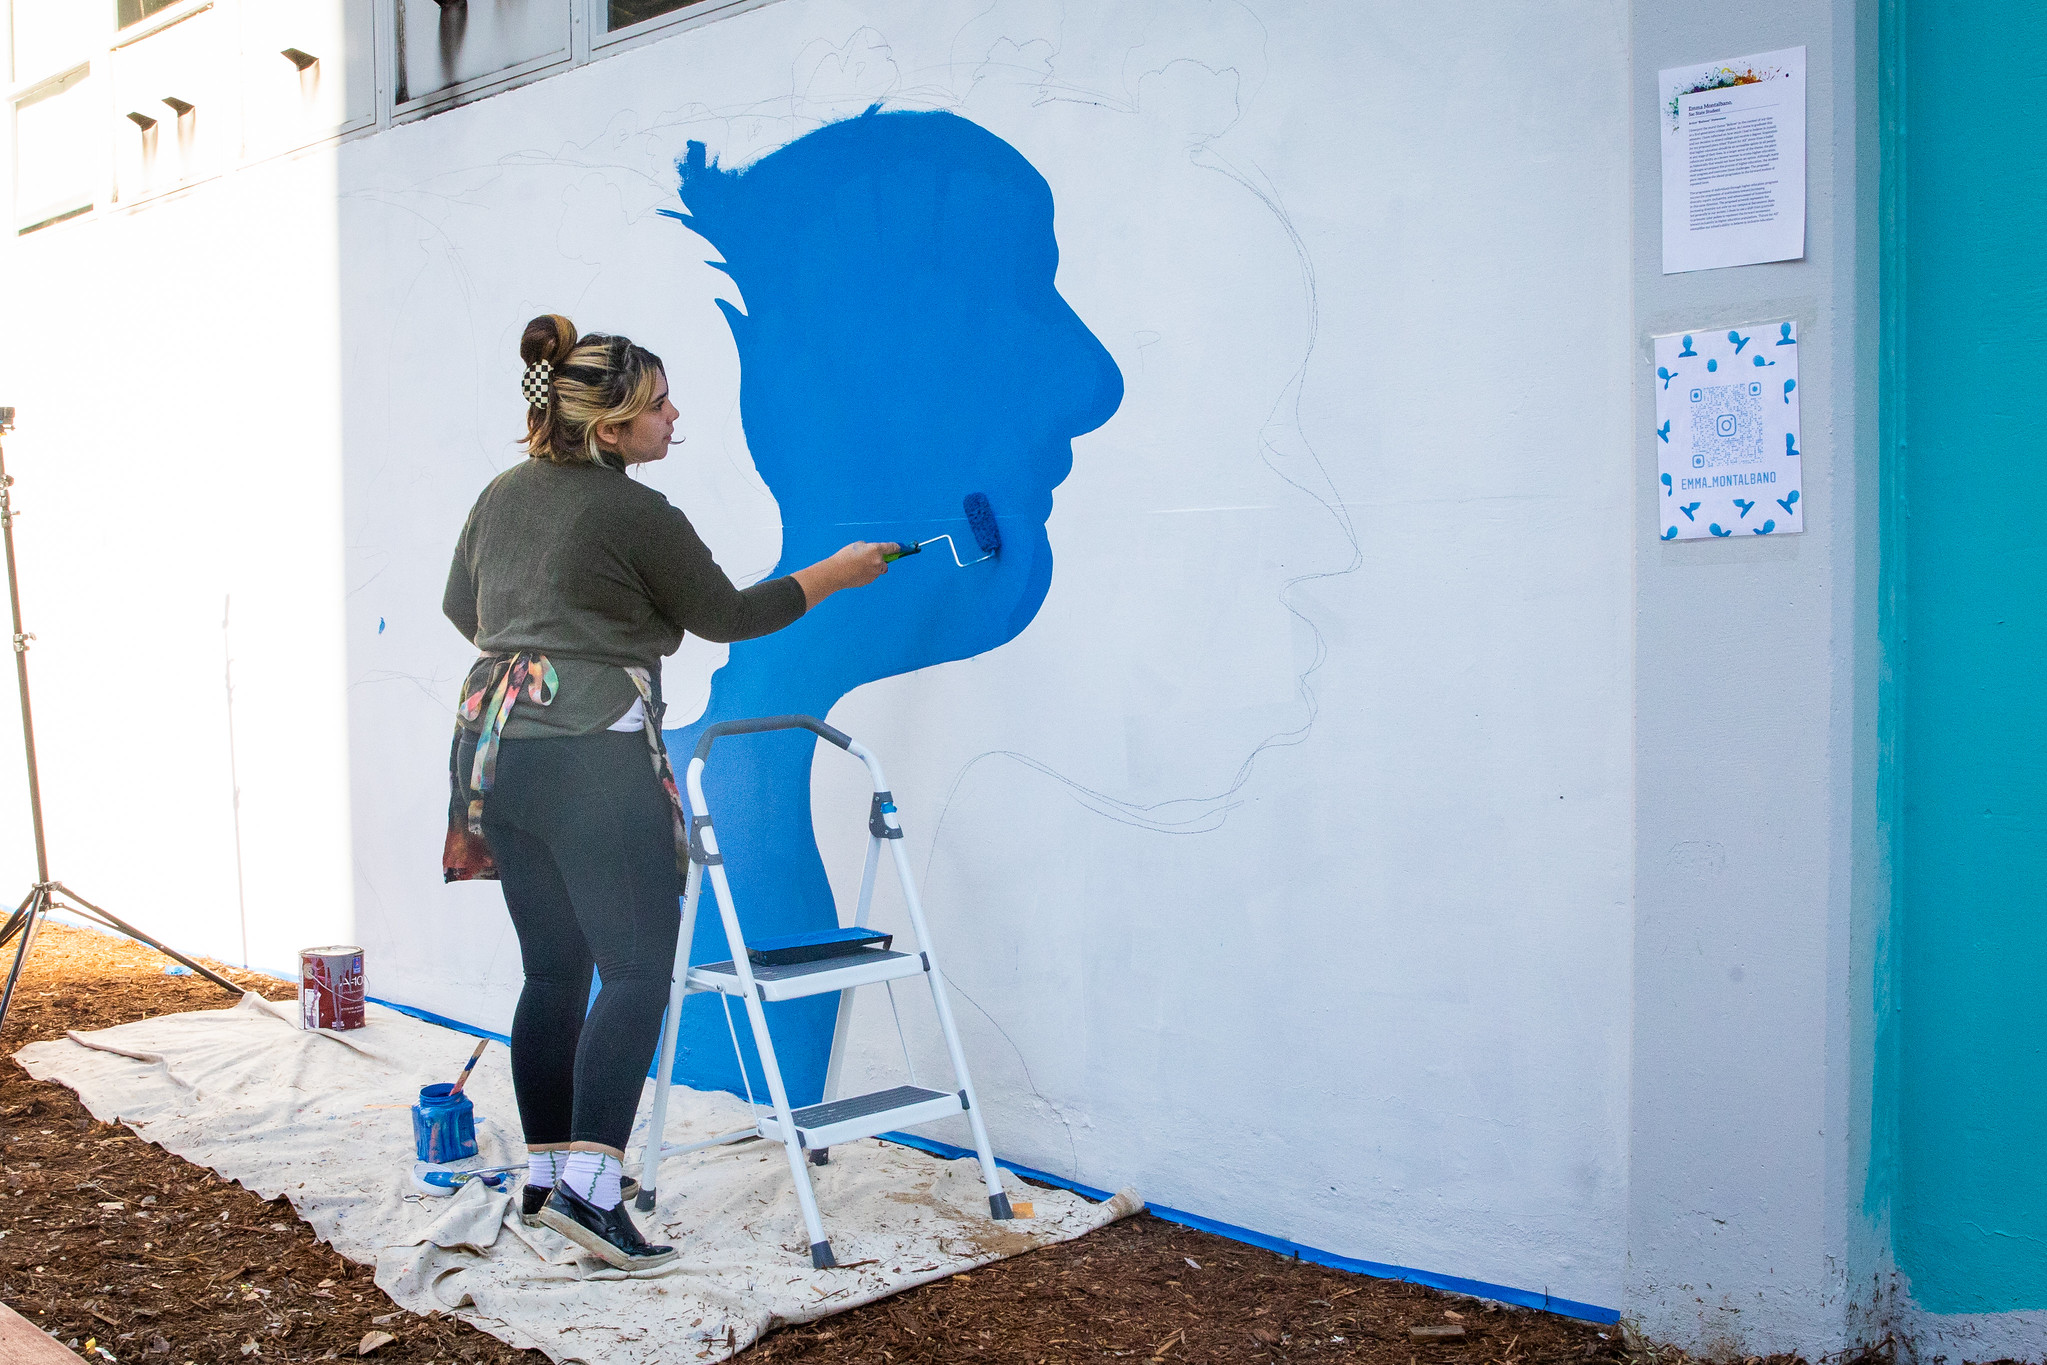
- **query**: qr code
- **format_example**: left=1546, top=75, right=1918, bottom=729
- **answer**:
left=1688, top=381, right=1764, bottom=468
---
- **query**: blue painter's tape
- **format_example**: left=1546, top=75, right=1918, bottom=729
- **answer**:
left=365, top=996, right=509, bottom=1045
left=297, top=987, right=1623, bottom=1324
left=878, top=1129, right=1117, bottom=1202
left=876, top=1131, right=1620, bottom=1325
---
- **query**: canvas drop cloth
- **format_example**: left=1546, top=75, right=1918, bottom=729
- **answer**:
left=14, top=994, right=1138, bottom=1364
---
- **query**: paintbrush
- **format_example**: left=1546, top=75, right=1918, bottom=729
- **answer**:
left=446, top=1038, right=489, bottom=1097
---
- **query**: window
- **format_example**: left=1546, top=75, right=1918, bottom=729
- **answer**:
left=115, top=0, right=178, bottom=29
left=14, top=66, right=97, bottom=231
left=11, top=0, right=106, bottom=230
left=606, top=0, right=705, bottom=33
left=12, top=0, right=101, bottom=82
left=395, top=0, right=569, bottom=107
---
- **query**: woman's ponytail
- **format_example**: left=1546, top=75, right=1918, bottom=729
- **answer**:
left=517, top=313, right=664, bottom=466
left=519, top=314, right=579, bottom=458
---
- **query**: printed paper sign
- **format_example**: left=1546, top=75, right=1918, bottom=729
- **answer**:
left=1654, top=322, right=1801, bottom=541
left=1660, top=48, right=1806, bottom=274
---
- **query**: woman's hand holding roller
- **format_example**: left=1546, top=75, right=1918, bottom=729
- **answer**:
left=792, top=541, right=900, bottom=609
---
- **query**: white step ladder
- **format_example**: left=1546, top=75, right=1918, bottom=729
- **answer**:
left=632, top=716, right=1014, bottom=1268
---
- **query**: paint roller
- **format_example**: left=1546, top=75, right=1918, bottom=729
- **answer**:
left=884, top=492, right=1002, bottom=566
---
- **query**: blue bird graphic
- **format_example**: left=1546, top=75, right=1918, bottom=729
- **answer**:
left=1753, top=354, right=1774, bottom=367
left=1658, top=366, right=1678, bottom=389
left=1658, top=420, right=1671, bottom=443
left=1661, top=472, right=1673, bottom=495
left=1754, top=519, right=1776, bottom=534
left=1681, top=502, right=1701, bottom=521
left=1710, top=524, right=1733, bottom=537
left=1662, top=526, right=1679, bottom=540
left=1777, top=490, right=1800, bottom=515
left=1734, top=498, right=1755, bottom=518
left=1729, top=330, right=1750, bottom=354
left=1784, top=378, right=1796, bottom=403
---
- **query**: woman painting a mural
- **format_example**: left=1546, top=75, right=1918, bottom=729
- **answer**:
left=439, top=315, right=898, bottom=1269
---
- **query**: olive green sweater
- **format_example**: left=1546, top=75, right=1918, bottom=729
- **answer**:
left=442, top=458, right=806, bottom=737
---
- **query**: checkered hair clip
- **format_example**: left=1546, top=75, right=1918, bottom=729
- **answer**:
left=520, top=359, right=553, bottom=410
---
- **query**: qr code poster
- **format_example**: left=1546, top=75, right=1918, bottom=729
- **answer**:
left=1654, top=321, right=1801, bottom=540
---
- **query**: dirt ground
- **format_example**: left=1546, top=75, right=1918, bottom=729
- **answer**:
left=0, top=922, right=1748, bottom=1365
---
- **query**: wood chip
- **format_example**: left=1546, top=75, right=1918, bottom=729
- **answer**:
left=0, top=925, right=1633, bottom=1365
left=1411, top=1324, right=1467, bottom=1340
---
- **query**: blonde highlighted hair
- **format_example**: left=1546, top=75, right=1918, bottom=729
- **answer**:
left=519, top=314, right=665, bottom=465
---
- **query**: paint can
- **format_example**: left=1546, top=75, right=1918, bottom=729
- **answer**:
left=411, top=1084, right=479, bottom=1164
left=298, top=946, right=365, bottom=1031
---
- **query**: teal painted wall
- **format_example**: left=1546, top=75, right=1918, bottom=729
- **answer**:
left=1894, top=0, right=2047, bottom=1315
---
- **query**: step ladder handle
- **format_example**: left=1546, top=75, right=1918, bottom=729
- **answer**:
left=843, top=738, right=892, bottom=795
left=702, top=853, right=834, bottom=1257
left=884, top=834, right=1012, bottom=1218
left=821, top=834, right=885, bottom=1106
left=691, top=715, right=853, bottom=764
left=636, top=859, right=705, bottom=1212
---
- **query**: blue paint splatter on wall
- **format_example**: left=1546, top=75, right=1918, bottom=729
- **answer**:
left=656, top=109, right=1124, bottom=1105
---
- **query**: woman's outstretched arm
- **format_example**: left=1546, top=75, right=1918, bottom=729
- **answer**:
left=639, top=500, right=895, bottom=643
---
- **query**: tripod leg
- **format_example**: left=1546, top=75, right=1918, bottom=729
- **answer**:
left=0, top=886, right=47, bottom=1036
left=50, top=882, right=241, bottom=996
left=0, top=885, right=37, bottom=951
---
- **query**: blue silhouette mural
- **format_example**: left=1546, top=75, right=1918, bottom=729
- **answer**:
left=656, top=109, right=1124, bottom=1105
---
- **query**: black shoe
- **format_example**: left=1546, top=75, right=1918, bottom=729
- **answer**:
left=523, top=1176, right=637, bottom=1227
left=536, top=1182, right=676, bottom=1269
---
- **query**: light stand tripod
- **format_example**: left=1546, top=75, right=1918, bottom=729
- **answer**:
left=0, top=407, right=241, bottom=1034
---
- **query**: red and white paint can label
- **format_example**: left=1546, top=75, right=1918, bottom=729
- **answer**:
left=299, top=946, right=365, bottom=1031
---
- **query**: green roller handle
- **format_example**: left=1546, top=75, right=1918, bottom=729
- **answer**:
left=882, top=541, right=923, bottom=563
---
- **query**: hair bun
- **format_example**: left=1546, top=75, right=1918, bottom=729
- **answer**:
left=519, top=314, right=577, bottom=367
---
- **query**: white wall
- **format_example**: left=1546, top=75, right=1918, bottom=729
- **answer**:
left=2, top=0, right=1640, bottom=1318
left=0, top=148, right=353, bottom=976
left=1626, top=1, right=1885, bottom=1358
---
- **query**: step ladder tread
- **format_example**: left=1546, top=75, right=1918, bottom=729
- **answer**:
left=695, top=949, right=913, bottom=982
left=791, top=1085, right=951, bottom=1130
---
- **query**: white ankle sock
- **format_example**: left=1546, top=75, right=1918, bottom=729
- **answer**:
left=562, top=1151, right=622, bottom=1211
left=527, top=1152, right=563, bottom=1189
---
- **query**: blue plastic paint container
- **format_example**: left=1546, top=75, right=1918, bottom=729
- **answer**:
left=411, top=1084, right=477, bottom=1164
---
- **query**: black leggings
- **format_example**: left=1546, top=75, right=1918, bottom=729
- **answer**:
left=482, top=730, right=680, bottom=1154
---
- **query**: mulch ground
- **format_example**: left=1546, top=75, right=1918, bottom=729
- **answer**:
left=0, top=922, right=1711, bottom=1365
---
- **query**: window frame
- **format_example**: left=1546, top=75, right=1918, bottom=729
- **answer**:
left=10, top=61, right=98, bottom=233
left=389, top=0, right=576, bottom=121
left=589, top=0, right=770, bottom=59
